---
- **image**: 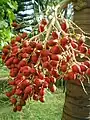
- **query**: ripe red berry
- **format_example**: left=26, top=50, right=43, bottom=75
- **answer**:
left=51, top=54, right=60, bottom=61
left=60, top=37, right=68, bottom=47
left=84, top=61, right=90, bottom=68
left=33, top=94, right=39, bottom=101
left=31, top=55, right=38, bottom=64
left=80, top=64, right=88, bottom=72
left=47, top=39, right=57, bottom=46
left=52, top=31, right=59, bottom=39
left=41, top=18, right=48, bottom=26
left=16, top=105, right=22, bottom=111
left=39, top=97, right=45, bottom=102
left=79, top=45, right=87, bottom=53
left=61, top=64, right=67, bottom=72
left=71, top=41, right=78, bottom=49
left=61, top=21, right=67, bottom=32
left=49, top=84, right=56, bottom=92
left=36, top=43, right=43, bottom=50
left=6, top=92, right=12, bottom=97
left=39, top=25, right=44, bottom=32
left=39, top=88, right=45, bottom=96
left=50, top=45, right=62, bottom=54
left=86, top=68, right=90, bottom=76
left=10, top=97, right=17, bottom=104
left=24, top=86, right=32, bottom=94
left=67, top=71, right=76, bottom=80
left=72, top=64, right=80, bottom=73
left=16, top=36, right=21, bottom=42
left=21, top=32, right=27, bottom=39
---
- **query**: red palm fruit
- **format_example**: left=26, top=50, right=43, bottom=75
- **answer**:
left=23, top=93, right=28, bottom=100
left=21, top=32, right=27, bottom=39
left=86, top=68, right=90, bottom=76
left=10, top=97, right=17, bottom=104
left=43, top=81, right=48, bottom=88
left=41, top=18, right=48, bottom=26
left=60, top=37, right=68, bottom=47
left=15, top=89, right=22, bottom=96
left=43, top=61, right=52, bottom=70
left=18, top=60, right=27, bottom=68
left=40, top=50, right=49, bottom=57
left=2, top=48, right=9, bottom=54
left=51, top=54, right=60, bottom=61
left=23, top=69, right=31, bottom=77
left=61, top=64, right=67, bottom=72
left=22, top=53, right=29, bottom=58
left=35, top=50, right=40, bottom=57
left=71, top=41, right=78, bottom=49
left=8, top=80, right=15, bottom=85
left=39, top=25, right=44, bottom=32
left=52, top=31, right=59, bottom=39
left=47, top=39, right=57, bottom=46
left=38, top=73, right=44, bottom=80
left=49, top=77, right=56, bottom=83
left=61, top=60, right=66, bottom=65
left=34, top=78, right=42, bottom=87
left=66, top=55, right=71, bottom=62
left=30, top=41, right=36, bottom=48
left=78, top=38, right=85, bottom=46
left=3, top=45, right=10, bottom=49
left=50, top=60, right=58, bottom=67
left=50, top=69, right=59, bottom=78
left=1, top=54, right=6, bottom=61
left=61, top=22, right=67, bottom=32
left=49, top=84, right=56, bottom=92
left=23, top=80, right=30, bottom=87
left=33, top=94, right=39, bottom=101
left=26, top=46, right=33, bottom=54
left=84, top=61, right=90, bottom=68
left=22, top=40, right=29, bottom=47
left=39, top=88, right=45, bottom=96
left=20, top=66, right=31, bottom=72
left=16, top=36, right=21, bottom=42
left=10, top=68, right=18, bottom=77
left=5, top=57, right=14, bottom=66
left=36, top=43, right=43, bottom=50
left=79, top=45, right=88, bottom=53
left=50, top=45, right=62, bottom=54
left=30, top=68, right=36, bottom=74
left=20, top=99, right=26, bottom=106
left=11, top=88, right=16, bottom=95
left=13, top=58, right=19, bottom=64
left=63, top=75, right=69, bottom=81
left=80, top=64, right=88, bottom=72
left=31, top=55, right=38, bottom=64
left=6, top=92, right=12, bottom=97
left=24, top=86, right=32, bottom=94
left=42, top=56, right=50, bottom=62
left=67, top=71, right=76, bottom=80
left=39, top=97, right=45, bottom=102
left=11, top=39, right=16, bottom=45
left=44, top=77, right=50, bottom=83
left=87, top=48, right=90, bottom=55
left=12, top=21, right=18, bottom=27
left=16, top=105, right=22, bottom=111
left=72, top=64, right=81, bottom=73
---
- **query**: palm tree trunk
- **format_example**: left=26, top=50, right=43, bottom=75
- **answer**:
left=62, top=2, right=90, bottom=120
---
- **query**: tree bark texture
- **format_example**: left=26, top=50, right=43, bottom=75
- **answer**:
left=62, top=1, right=90, bottom=120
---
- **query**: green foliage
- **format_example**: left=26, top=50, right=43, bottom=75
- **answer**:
left=0, top=0, right=18, bottom=50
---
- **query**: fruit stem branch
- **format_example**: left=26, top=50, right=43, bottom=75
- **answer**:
left=44, top=0, right=71, bottom=42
